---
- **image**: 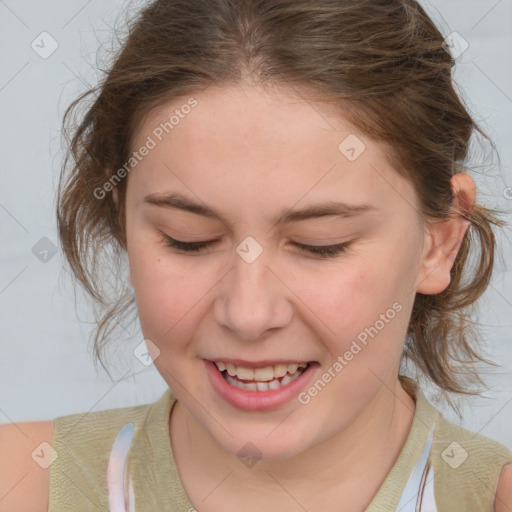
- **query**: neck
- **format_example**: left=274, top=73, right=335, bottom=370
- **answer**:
left=170, top=378, right=416, bottom=511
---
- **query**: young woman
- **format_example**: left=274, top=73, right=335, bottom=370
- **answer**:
left=2, top=1, right=511, bottom=511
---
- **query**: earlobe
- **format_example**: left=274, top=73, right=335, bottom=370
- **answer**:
left=416, top=173, right=476, bottom=295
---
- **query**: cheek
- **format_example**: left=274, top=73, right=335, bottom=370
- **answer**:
left=298, top=254, right=412, bottom=362
left=299, top=259, right=390, bottom=334
left=128, top=240, right=207, bottom=344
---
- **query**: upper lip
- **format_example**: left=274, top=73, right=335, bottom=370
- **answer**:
left=207, top=358, right=314, bottom=368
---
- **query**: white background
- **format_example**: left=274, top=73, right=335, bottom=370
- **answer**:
left=0, top=0, right=511, bottom=450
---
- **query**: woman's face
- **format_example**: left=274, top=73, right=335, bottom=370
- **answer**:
left=124, top=83, right=429, bottom=459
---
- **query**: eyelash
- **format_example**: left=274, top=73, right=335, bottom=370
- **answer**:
left=160, top=235, right=352, bottom=258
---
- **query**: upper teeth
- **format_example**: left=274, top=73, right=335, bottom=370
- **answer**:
left=215, top=361, right=308, bottom=381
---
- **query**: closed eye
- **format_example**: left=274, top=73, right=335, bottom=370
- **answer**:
left=160, top=234, right=353, bottom=259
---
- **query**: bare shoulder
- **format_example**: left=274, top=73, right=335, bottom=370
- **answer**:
left=495, top=463, right=512, bottom=512
left=0, top=420, right=55, bottom=512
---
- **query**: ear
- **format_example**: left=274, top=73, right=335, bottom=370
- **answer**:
left=416, top=173, right=476, bottom=295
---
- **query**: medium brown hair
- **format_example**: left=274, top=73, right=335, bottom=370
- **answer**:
left=57, top=0, right=506, bottom=397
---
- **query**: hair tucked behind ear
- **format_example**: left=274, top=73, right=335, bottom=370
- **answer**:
left=57, top=0, right=507, bottom=395
left=405, top=203, right=505, bottom=398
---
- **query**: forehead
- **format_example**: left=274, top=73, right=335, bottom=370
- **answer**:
left=136, top=83, right=358, bottom=155
left=128, top=84, right=420, bottom=222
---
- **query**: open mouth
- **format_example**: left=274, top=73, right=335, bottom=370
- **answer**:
left=214, top=361, right=310, bottom=392
left=205, top=359, right=318, bottom=411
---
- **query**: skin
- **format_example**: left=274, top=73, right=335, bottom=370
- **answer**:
left=119, top=83, right=477, bottom=511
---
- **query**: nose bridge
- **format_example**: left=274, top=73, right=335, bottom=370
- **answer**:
left=215, top=236, right=291, bottom=340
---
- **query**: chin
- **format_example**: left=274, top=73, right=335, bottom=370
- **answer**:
left=212, top=426, right=315, bottom=463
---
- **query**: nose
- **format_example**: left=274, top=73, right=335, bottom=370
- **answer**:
left=213, top=240, right=293, bottom=341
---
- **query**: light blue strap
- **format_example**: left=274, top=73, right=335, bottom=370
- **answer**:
left=107, top=423, right=136, bottom=512
left=396, top=425, right=437, bottom=511
left=418, top=463, right=437, bottom=512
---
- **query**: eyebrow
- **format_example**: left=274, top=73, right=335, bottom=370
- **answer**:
left=143, top=192, right=377, bottom=225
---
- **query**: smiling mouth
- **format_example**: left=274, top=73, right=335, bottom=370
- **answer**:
left=214, top=361, right=310, bottom=392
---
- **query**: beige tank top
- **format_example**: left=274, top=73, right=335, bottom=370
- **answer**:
left=48, top=378, right=512, bottom=511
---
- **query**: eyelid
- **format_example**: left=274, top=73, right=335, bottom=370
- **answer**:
left=292, top=241, right=352, bottom=257
left=159, top=232, right=354, bottom=258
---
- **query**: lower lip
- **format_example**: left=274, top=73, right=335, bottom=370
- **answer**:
left=204, top=360, right=317, bottom=411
